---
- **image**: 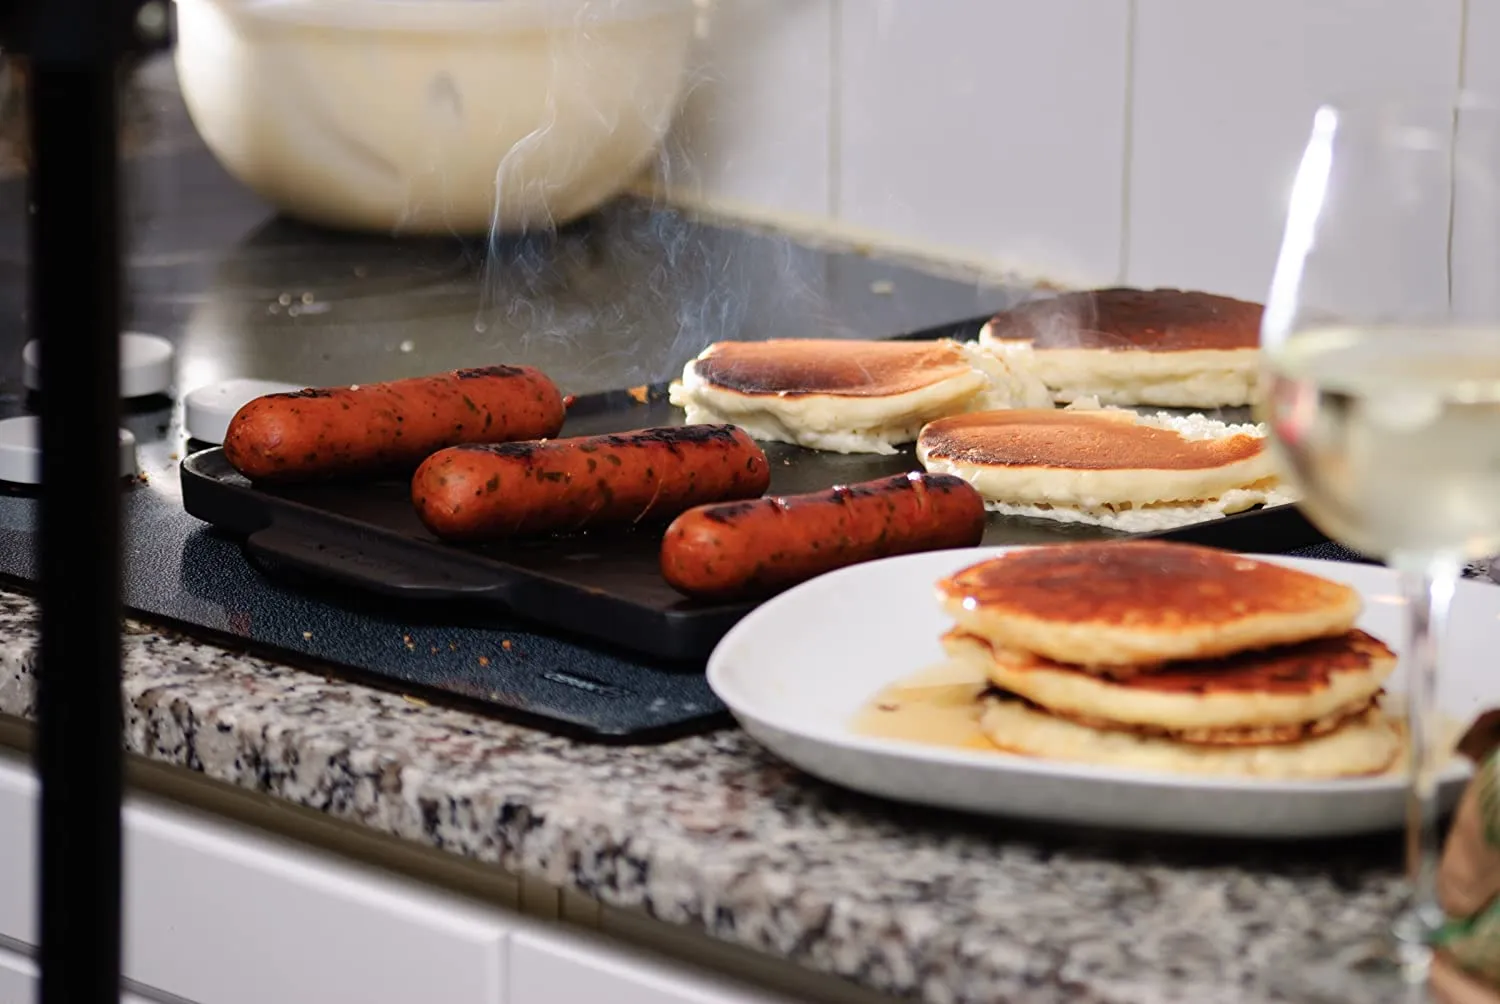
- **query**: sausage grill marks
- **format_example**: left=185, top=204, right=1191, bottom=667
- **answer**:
left=222, top=365, right=565, bottom=483
left=412, top=424, right=772, bottom=541
left=660, top=471, right=987, bottom=601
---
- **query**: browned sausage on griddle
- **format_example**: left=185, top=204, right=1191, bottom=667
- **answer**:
left=660, top=472, right=986, bottom=601
left=411, top=424, right=771, bottom=541
left=222, top=365, right=565, bottom=483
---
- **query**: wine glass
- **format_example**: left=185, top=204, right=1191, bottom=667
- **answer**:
left=1260, top=97, right=1500, bottom=1000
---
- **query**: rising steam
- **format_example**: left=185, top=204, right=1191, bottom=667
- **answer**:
left=466, top=0, right=835, bottom=393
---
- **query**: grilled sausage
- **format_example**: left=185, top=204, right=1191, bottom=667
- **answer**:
left=660, top=472, right=986, bottom=601
left=412, top=424, right=770, bottom=541
left=222, top=365, right=565, bottom=483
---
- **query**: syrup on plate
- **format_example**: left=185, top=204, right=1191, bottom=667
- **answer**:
left=849, top=660, right=998, bottom=752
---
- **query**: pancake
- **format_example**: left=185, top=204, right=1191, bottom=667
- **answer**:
left=668, top=338, right=1052, bottom=455
left=984, top=685, right=1380, bottom=747
left=936, top=542, right=1364, bottom=669
left=942, top=628, right=1396, bottom=734
left=977, top=694, right=1401, bottom=779
left=916, top=406, right=1290, bottom=532
left=978, top=287, right=1263, bottom=408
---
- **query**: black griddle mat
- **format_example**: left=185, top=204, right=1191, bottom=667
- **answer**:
left=180, top=316, right=1329, bottom=662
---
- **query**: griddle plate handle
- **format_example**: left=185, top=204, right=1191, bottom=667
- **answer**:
left=245, top=525, right=511, bottom=600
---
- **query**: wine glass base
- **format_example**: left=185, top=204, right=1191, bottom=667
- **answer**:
left=1271, top=930, right=1435, bottom=1004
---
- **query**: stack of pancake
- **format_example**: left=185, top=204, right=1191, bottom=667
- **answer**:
left=915, top=404, right=1295, bottom=532
left=668, top=338, right=1052, bottom=455
left=935, top=542, right=1403, bottom=779
left=978, top=287, right=1263, bottom=408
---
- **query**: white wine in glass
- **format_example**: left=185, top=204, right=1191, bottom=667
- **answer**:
left=1261, top=99, right=1500, bottom=1002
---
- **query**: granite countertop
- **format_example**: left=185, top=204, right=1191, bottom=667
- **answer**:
left=0, top=578, right=1491, bottom=1004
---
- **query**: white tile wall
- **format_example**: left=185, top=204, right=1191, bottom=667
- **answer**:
left=1453, top=0, right=1500, bottom=318
left=662, top=0, right=1489, bottom=298
left=835, top=0, right=1129, bottom=286
left=1125, top=0, right=1463, bottom=302
left=658, top=0, right=835, bottom=220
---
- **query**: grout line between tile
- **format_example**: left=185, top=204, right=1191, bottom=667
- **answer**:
left=1447, top=0, right=1471, bottom=309
left=827, top=0, right=843, bottom=221
left=1118, top=0, right=1139, bottom=285
left=1457, top=0, right=1473, bottom=95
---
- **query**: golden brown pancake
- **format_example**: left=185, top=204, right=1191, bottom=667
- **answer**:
left=937, top=542, right=1363, bottom=668
left=976, top=288, right=1263, bottom=408
left=914, top=409, right=1282, bottom=530
left=668, top=338, right=1053, bottom=455
left=977, top=697, right=1401, bottom=778
left=948, top=628, right=1394, bottom=691
left=980, top=288, right=1262, bottom=353
left=918, top=409, right=1265, bottom=472
left=942, top=628, right=1396, bottom=736
left=983, top=687, right=1379, bottom=747
left=689, top=339, right=975, bottom=397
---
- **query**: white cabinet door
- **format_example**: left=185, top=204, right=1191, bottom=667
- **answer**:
left=0, top=749, right=510, bottom=1004
left=510, top=929, right=801, bottom=1004
left=121, top=796, right=510, bottom=1004
left=0, top=944, right=161, bottom=1004
left=0, top=946, right=32, bottom=1004
left=0, top=756, right=37, bottom=947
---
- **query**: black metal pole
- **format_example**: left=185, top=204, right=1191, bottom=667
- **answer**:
left=27, top=2, right=126, bottom=1001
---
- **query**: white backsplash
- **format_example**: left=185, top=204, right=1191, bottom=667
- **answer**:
left=656, top=0, right=1480, bottom=301
left=835, top=1, right=1128, bottom=286
left=1453, top=0, right=1500, bottom=317
left=666, top=0, right=835, bottom=219
left=1126, top=0, right=1462, bottom=301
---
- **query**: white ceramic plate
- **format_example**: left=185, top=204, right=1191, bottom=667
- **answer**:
left=706, top=548, right=1500, bottom=839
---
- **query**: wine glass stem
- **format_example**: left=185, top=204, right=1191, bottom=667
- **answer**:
left=1392, top=554, right=1459, bottom=966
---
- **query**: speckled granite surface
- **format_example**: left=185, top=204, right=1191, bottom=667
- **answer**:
left=0, top=573, right=1494, bottom=1004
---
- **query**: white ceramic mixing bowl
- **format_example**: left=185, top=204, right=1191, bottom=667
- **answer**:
left=173, top=0, right=698, bottom=234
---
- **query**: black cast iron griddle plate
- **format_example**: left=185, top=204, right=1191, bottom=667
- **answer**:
left=179, top=322, right=1328, bottom=661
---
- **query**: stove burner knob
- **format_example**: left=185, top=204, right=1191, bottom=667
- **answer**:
left=22, top=331, right=177, bottom=399
left=183, top=378, right=302, bottom=446
left=0, top=416, right=137, bottom=486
